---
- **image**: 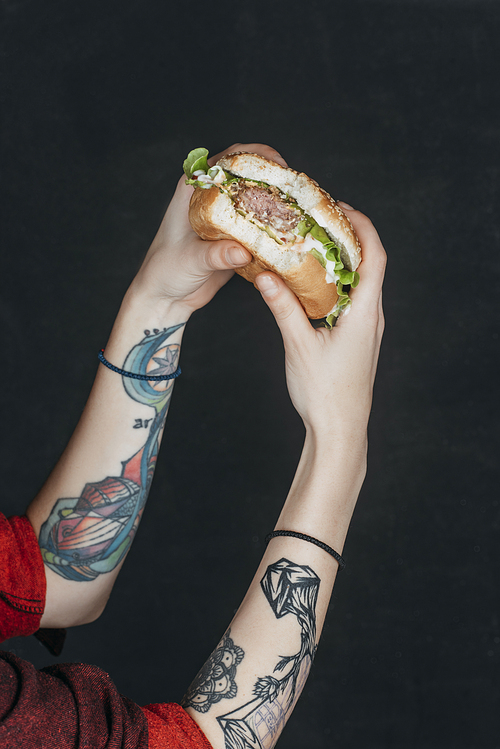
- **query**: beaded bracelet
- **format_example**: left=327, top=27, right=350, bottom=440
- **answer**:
left=265, top=530, right=346, bottom=569
left=98, top=349, right=182, bottom=381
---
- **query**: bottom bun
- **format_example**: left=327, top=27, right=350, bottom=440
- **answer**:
left=234, top=256, right=338, bottom=320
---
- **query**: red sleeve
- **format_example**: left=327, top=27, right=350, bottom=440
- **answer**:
left=142, top=703, right=213, bottom=749
left=0, top=514, right=46, bottom=641
left=0, top=650, right=148, bottom=748
left=0, top=651, right=213, bottom=749
left=0, top=516, right=212, bottom=747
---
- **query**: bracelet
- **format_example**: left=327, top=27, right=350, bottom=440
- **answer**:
left=265, top=530, right=346, bottom=569
left=98, top=349, right=182, bottom=381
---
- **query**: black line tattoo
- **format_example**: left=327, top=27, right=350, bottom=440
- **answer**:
left=217, top=558, right=320, bottom=749
left=133, top=418, right=153, bottom=429
left=182, top=628, right=245, bottom=713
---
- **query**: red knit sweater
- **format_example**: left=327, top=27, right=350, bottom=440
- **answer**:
left=0, top=513, right=212, bottom=749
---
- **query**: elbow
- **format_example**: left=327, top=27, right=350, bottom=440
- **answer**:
left=74, top=600, right=107, bottom=626
left=67, top=593, right=110, bottom=627
left=40, top=592, right=110, bottom=629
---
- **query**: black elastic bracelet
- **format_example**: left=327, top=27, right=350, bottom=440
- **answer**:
left=98, top=349, right=182, bottom=381
left=265, top=530, right=346, bottom=569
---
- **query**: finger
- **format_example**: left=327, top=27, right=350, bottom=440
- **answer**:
left=210, top=143, right=288, bottom=168
left=255, top=273, right=313, bottom=344
left=337, top=202, right=387, bottom=308
left=199, top=239, right=252, bottom=273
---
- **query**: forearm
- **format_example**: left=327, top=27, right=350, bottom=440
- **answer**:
left=182, top=431, right=367, bottom=749
left=26, top=287, right=188, bottom=628
left=182, top=191, right=385, bottom=748
left=18, top=144, right=286, bottom=630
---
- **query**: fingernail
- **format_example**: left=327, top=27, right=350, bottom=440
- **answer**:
left=337, top=200, right=354, bottom=211
left=256, top=274, right=279, bottom=297
left=227, top=247, right=250, bottom=266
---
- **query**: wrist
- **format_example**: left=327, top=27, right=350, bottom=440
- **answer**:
left=123, top=280, right=192, bottom=328
left=304, top=422, right=368, bottom=468
left=275, top=431, right=366, bottom=554
left=100, top=286, right=189, bottom=374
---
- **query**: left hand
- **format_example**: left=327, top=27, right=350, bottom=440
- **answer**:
left=129, top=142, right=287, bottom=316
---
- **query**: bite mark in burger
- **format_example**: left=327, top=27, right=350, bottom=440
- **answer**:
left=183, top=148, right=361, bottom=325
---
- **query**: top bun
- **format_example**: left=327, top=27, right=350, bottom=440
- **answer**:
left=188, top=151, right=361, bottom=319
left=217, top=152, right=361, bottom=271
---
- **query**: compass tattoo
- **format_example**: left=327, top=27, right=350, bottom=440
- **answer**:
left=39, top=325, right=183, bottom=582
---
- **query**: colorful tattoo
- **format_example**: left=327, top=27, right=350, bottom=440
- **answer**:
left=39, top=325, right=183, bottom=582
left=182, top=629, right=245, bottom=713
left=217, top=559, right=320, bottom=749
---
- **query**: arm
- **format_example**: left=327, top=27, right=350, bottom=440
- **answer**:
left=182, top=207, right=386, bottom=749
left=25, top=143, right=285, bottom=629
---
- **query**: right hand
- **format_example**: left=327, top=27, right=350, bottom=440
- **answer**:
left=255, top=205, right=386, bottom=440
left=129, top=143, right=288, bottom=318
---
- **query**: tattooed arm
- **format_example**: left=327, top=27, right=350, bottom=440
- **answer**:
left=25, top=143, right=284, bottom=629
left=182, top=209, right=386, bottom=748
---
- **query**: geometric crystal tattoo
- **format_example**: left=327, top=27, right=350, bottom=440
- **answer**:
left=217, top=558, right=320, bottom=749
left=39, top=324, right=183, bottom=581
left=182, top=628, right=245, bottom=713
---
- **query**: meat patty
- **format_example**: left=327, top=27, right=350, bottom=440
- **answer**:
left=229, top=181, right=302, bottom=235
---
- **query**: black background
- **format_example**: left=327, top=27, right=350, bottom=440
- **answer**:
left=1, top=1, right=499, bottom=747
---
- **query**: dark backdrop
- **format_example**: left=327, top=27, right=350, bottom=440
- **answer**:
left=1, top=1, right=499, bottom=747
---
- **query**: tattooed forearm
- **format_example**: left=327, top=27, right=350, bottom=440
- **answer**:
left=217, top=559, right=320, bottom=749
left=39, top=325, right=183, bottom=582
left=182, top=628, right=245, bottom=714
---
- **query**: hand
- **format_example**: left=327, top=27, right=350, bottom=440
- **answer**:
left=129, top=142, right=287, bottom=316
left=255, top=204, right=386, bottom=440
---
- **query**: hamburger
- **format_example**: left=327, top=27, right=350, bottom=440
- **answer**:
left=183, top=148, right=361, bottom=325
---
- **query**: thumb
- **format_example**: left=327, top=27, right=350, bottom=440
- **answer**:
left=200, top=239, right=252, bottom=272
left=255, top=273, right=312, bottom=342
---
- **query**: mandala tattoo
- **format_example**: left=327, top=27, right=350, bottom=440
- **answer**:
left=217, top=558, right=320, bottom=749
left=182, top=629, right=245, bottom=713
left=39, top=325, right=183, bottom=581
